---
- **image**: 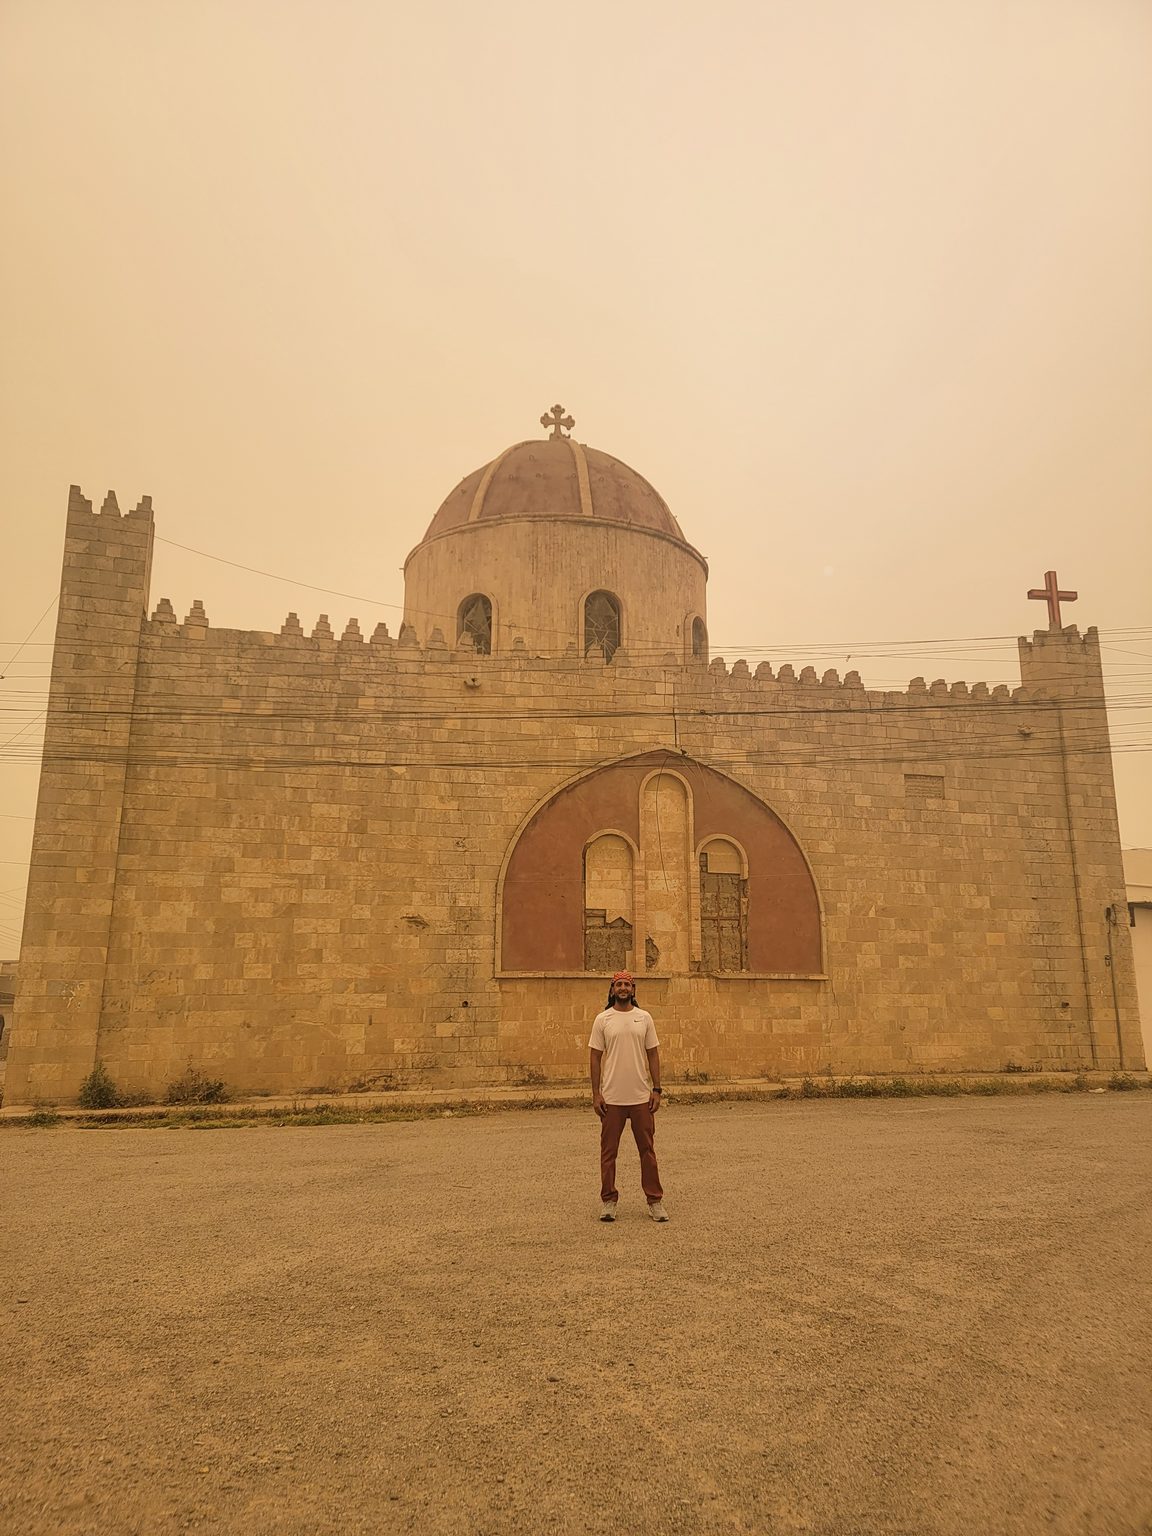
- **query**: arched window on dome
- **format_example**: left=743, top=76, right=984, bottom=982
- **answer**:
left=584, top=591, right=621, bottom=661
left=457, top=593, right=493, bottom=655
left=691, top=617, right=708, bottom=662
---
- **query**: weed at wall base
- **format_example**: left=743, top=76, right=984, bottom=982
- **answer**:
left=166, top=1064, right=232, bottom=1105
left=775, top=1073, right=1144, bottom=1101
left=77, top=1061, right=120, bottom=1110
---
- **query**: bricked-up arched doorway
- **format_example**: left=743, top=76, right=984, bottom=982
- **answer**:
left=498, top=752, right=822, bottom=976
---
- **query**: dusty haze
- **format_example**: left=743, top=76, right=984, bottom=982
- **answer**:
left=1, top=0, right=1150, bottom=955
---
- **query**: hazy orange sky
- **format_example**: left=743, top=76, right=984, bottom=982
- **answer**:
left=2, top=0, right=1150, bottom=956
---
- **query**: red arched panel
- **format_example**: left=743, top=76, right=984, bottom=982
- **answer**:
left=500, top=752, right=821, bottom=974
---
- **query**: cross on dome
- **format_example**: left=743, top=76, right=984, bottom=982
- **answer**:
left=1028, top=570, right=1078, bottom=629
left=540, top=403, right=575, bottom=440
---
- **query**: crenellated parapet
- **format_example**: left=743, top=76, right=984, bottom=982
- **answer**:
left=1018, top=624, right=1105, bottom=699
left=68, top=483, right=154, bottom=524
left=685, top=654, right=1036, bottom=710
left=133, top=603, right=1083, bottom=712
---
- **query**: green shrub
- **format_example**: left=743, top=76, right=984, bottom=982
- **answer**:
left=1108, top=1073, right=1139, bottom=1091
left=115, top=1089, right=152, bottom=1108
left=77, top=1061, right=120, bottom=1109
left=885, top=1076, right=916, bottom=1097
left=165, top=1064, right=231, bottom=1105
left=512, top=1066, right=547, bottom=1086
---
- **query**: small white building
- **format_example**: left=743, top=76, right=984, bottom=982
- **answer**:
left=1124, top=850, right=1152, bottom=1069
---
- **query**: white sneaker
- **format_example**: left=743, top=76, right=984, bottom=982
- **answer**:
left=647, top=1201, right=669, bottom=1222
left=600, top=1201, right=618, bottom=1222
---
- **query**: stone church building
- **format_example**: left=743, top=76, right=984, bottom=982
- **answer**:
left=5, top=410, right=1143, bottom=1104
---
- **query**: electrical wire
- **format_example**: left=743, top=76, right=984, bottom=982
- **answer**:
left=0, top=594, right=59, bottom=680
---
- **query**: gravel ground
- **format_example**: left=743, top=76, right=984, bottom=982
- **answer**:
left=2, top=1096, right=1150, bottom=1536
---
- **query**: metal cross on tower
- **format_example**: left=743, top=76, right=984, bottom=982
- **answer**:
left=1027, top=570, right=1078, bottom=628
left=540, top=404, right=575, bottom=440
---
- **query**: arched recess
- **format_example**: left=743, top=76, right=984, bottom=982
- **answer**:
left=457, top=592, right=493, bottom=655
left=498, top=751, right=822, bottom=975
left=583, top=831, right=636, bottom=972
left=582, top=589, right=622, bottom=661
left=640, top=770, right=693, bottom=974
left=698, top=836, right=749, bottom=972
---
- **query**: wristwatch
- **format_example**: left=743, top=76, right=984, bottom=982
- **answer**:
left=652, top=1087, right=662, bottom=1094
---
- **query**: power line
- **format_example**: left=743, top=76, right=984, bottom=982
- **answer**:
left=4, top=638, right=1150, bottom=671
left=4, top=732, right=1151, bottom=773
left=2, top=623, right=1151, bottom=654
left=0, top=710, right=46, bottom=754
left=2, top=695, right=1151, bottom=728
left=0, top=594, right=59, bottom=680
left=154, top=535, right=407, bottom=613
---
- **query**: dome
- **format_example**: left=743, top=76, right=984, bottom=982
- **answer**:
left=403, top=409, right=708, bottom=659
left=418, top=425, right=693, bottom=549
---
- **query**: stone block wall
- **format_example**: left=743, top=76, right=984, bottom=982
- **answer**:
left=3, top=494, right=1143, bottom=1104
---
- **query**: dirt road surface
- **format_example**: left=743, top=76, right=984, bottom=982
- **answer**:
left=3, top=1096, right=1150, bottom=1536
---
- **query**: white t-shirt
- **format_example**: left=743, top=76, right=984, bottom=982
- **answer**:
left=588, top=1007, right=660, bottom=1105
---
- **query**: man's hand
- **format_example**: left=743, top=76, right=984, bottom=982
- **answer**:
left=646, top=1046, right=661, bottom=1114
left=592, top=1092, right=606, bottom=1118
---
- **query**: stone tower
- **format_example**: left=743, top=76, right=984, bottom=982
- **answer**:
left=1017, top=624, right=1142, bottom=1069
left=5, top=489, right=154, bottom=1103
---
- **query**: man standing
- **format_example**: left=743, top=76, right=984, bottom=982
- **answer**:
left=589, top=971, right=668, bottom=1222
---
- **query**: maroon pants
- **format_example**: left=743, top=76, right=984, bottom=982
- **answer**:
left=600, top=1102, right=663, bottom=1203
